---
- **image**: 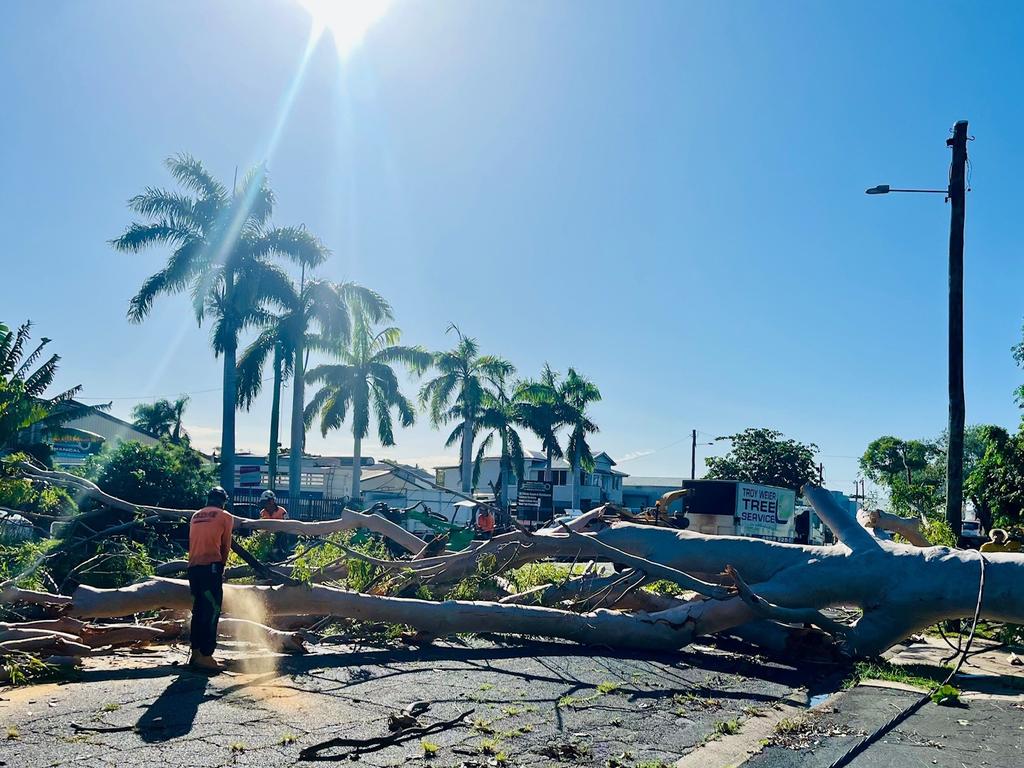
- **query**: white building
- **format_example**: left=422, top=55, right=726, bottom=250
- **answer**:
left=50, top=406, right=161, bottom=467
left=231, top=453, right=379, bottom=499
left=434, top=449, right=627, bottom=516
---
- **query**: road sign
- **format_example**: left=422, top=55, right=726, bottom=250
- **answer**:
left=517, top=480, right=553, bottom=518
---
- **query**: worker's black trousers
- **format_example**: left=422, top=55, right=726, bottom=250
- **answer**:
left=187, top=563, right=224, bottom=656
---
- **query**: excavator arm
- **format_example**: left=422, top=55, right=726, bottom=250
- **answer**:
left=652, top=488, right=693, bottom=524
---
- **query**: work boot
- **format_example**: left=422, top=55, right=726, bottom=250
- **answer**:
left=192, top=654, right=222, bottom=673
left=187, top=650, right=200, bottom=667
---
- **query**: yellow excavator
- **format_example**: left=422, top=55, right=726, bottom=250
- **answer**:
left=617, top=488, right=693, bottom=528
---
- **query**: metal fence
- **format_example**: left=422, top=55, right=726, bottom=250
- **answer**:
left=230, top=492, right=346, bottom=522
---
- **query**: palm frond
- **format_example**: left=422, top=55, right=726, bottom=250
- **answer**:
left=165, top=153, right=227, bottom=202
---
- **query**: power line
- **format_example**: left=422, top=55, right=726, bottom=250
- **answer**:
left=75, top=375, right=276, bottom=402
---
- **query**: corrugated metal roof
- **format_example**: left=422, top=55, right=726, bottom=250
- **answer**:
left=623, top=476, right=685, bottom=487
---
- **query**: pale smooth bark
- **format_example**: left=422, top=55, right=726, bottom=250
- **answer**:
left=17, top=464, right=426, bottom=554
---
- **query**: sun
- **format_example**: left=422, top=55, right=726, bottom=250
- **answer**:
left=297, top=0, right=392, bottom=55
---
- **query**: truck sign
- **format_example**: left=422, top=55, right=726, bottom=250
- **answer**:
left=735, top=483, right=796, bottom=542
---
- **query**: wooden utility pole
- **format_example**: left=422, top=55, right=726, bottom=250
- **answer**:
left=946, top=120, right=968, bottom=535
left=690, top=429, right=697, bottom=480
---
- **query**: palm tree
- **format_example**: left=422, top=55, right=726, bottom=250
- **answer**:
left=236, top=320, right=293, bottom=490
left=419, top=325, right=514, bottom=494
left=0, top=320, right=98, bottom=454
left=285, top=280, right=390, bottom=503
left=560, top=368, right=602, bottom=510
left=304, top=309, right=430, bottom=501
left=518, top=363, right=567, bottom=471
left=472, top=375, right=532, bottom=510
left=130, top=396, right=190, bottom=443
left=112, top=154, right=329, bottom=491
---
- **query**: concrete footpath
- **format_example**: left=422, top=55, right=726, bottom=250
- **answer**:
left=735, top=638, right=1024, bottom=768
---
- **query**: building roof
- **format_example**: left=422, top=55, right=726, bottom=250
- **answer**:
left=623, top=476, right=686, bottom=487
left=435, top=452, right=628, bottom=476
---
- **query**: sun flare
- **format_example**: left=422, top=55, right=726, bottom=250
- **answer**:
left=297, top=0, right=392, bottom=55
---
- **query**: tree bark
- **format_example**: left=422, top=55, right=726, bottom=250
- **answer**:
left=268, top=350, right=282, bottom=491
left=351, top=433, right=362, bottom=502
left=461, top=416, right=473, bottom=494
left=288, top=339, right=306, bottom=508
left=16, top=464, right=426, bottom=554
left=570, top=460, right=580, bottom=510
left=220, top=336, right=237, bottom=493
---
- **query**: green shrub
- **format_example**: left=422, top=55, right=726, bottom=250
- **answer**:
left=78, top=440, right=214, bottom=509
left=505, top=562, right=589, bottom=593
left=0, top=537, right=58, bottom=591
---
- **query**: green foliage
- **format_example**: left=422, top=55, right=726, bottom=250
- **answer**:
left=861, top=435, right=944, bottom=517
left=421, top=740, right=439, bottom=757
left=705, top=428, right=817, bottom=492
left=0, top=457, right=76, bottom=516
left=2, top=652, right=67, bottom=687
left=446, top=553, right=500, bottom=600
left=505, top=562, right=589, bottom=593
left=288, top=530, right=391, bottom=591
left=921, top=517, right=957, bottom=547
left=227, top=531, right=276, bottom=568
left=930, top=684, right=962, bottom=706
left=1, top=320, right=98, bottom=454
left=304, top=309, right=428, bottom=463
left=845, top=660, right=951, bottom=691
left=862, top=426, right=993, bottom=521
left=714, top=719, right=741, bottom=736
left=79, top=439, right=214, bottom=509
left=965, top=425, right=1024, bottom=530
left=0, top=537, right=58, bottom=591
left=642, top=579, right=687, bottom=596
left=130, top=397, right=190, bottom=443
left=75, top=538, right=155, bottom=588
left=419, top=325, right=515, bottom=490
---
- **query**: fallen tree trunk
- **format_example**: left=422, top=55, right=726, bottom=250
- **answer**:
left=7, top=484, right=1023, bottom=659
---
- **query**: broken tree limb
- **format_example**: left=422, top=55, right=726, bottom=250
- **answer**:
left=19, top=463, right=427, bottom=554
left=725, top=565, right=851, bottom=638
left=0, top=581, right=73, bottom=607
left=299, top=708, right=475, bottom=761
left=0, top=635, right=92, bottom=656
left=9, top=472, right=1024, bottom=660
left=858, top=508, right=930, bottom=547
left=556, top=522, right=730, bottom=599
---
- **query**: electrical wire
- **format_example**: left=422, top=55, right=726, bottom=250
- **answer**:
left=826, top=551, right=987, bottom=768
left=74, top=374, right=276, bottom=402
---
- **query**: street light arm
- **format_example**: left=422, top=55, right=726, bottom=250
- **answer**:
left=865, top=184, right=948, bottom=195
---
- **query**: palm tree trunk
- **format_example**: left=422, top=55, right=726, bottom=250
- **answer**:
left=571, top=459, right=580, bottom=511
left=461, top=416, right=474, bottom=494
left=268, top=351, right=282, bottom=491
left=500, top=447, right=510, bottom=517
left=288, top=339, right=305, bottom=507
left=351, top=433, right=362, bottom=503
left=220, top=339, right=237, bottom=494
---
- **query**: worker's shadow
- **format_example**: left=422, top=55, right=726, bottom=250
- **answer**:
left=136, top=672, right=209, bottom=742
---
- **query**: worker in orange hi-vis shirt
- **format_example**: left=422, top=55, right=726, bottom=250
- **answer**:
left=187, top=486, right=234, bottom=672
left=476, top=507, right=495, bottom=539
left=259, top=490, right=288, bottom=520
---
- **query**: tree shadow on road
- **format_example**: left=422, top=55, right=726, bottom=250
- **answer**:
left=135, top=671, right=209, bottom=742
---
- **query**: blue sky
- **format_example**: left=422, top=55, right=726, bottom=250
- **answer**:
left=4, top=0, right=1024, bottom=493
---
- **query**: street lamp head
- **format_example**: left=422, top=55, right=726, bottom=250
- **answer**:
left=865, top=184, right=891, bottom=195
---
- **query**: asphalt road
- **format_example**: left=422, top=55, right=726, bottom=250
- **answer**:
left=1, top=637, right=826, bottom=768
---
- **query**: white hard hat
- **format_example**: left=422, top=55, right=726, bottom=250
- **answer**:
left=260, top=490, right=276, bottom=501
